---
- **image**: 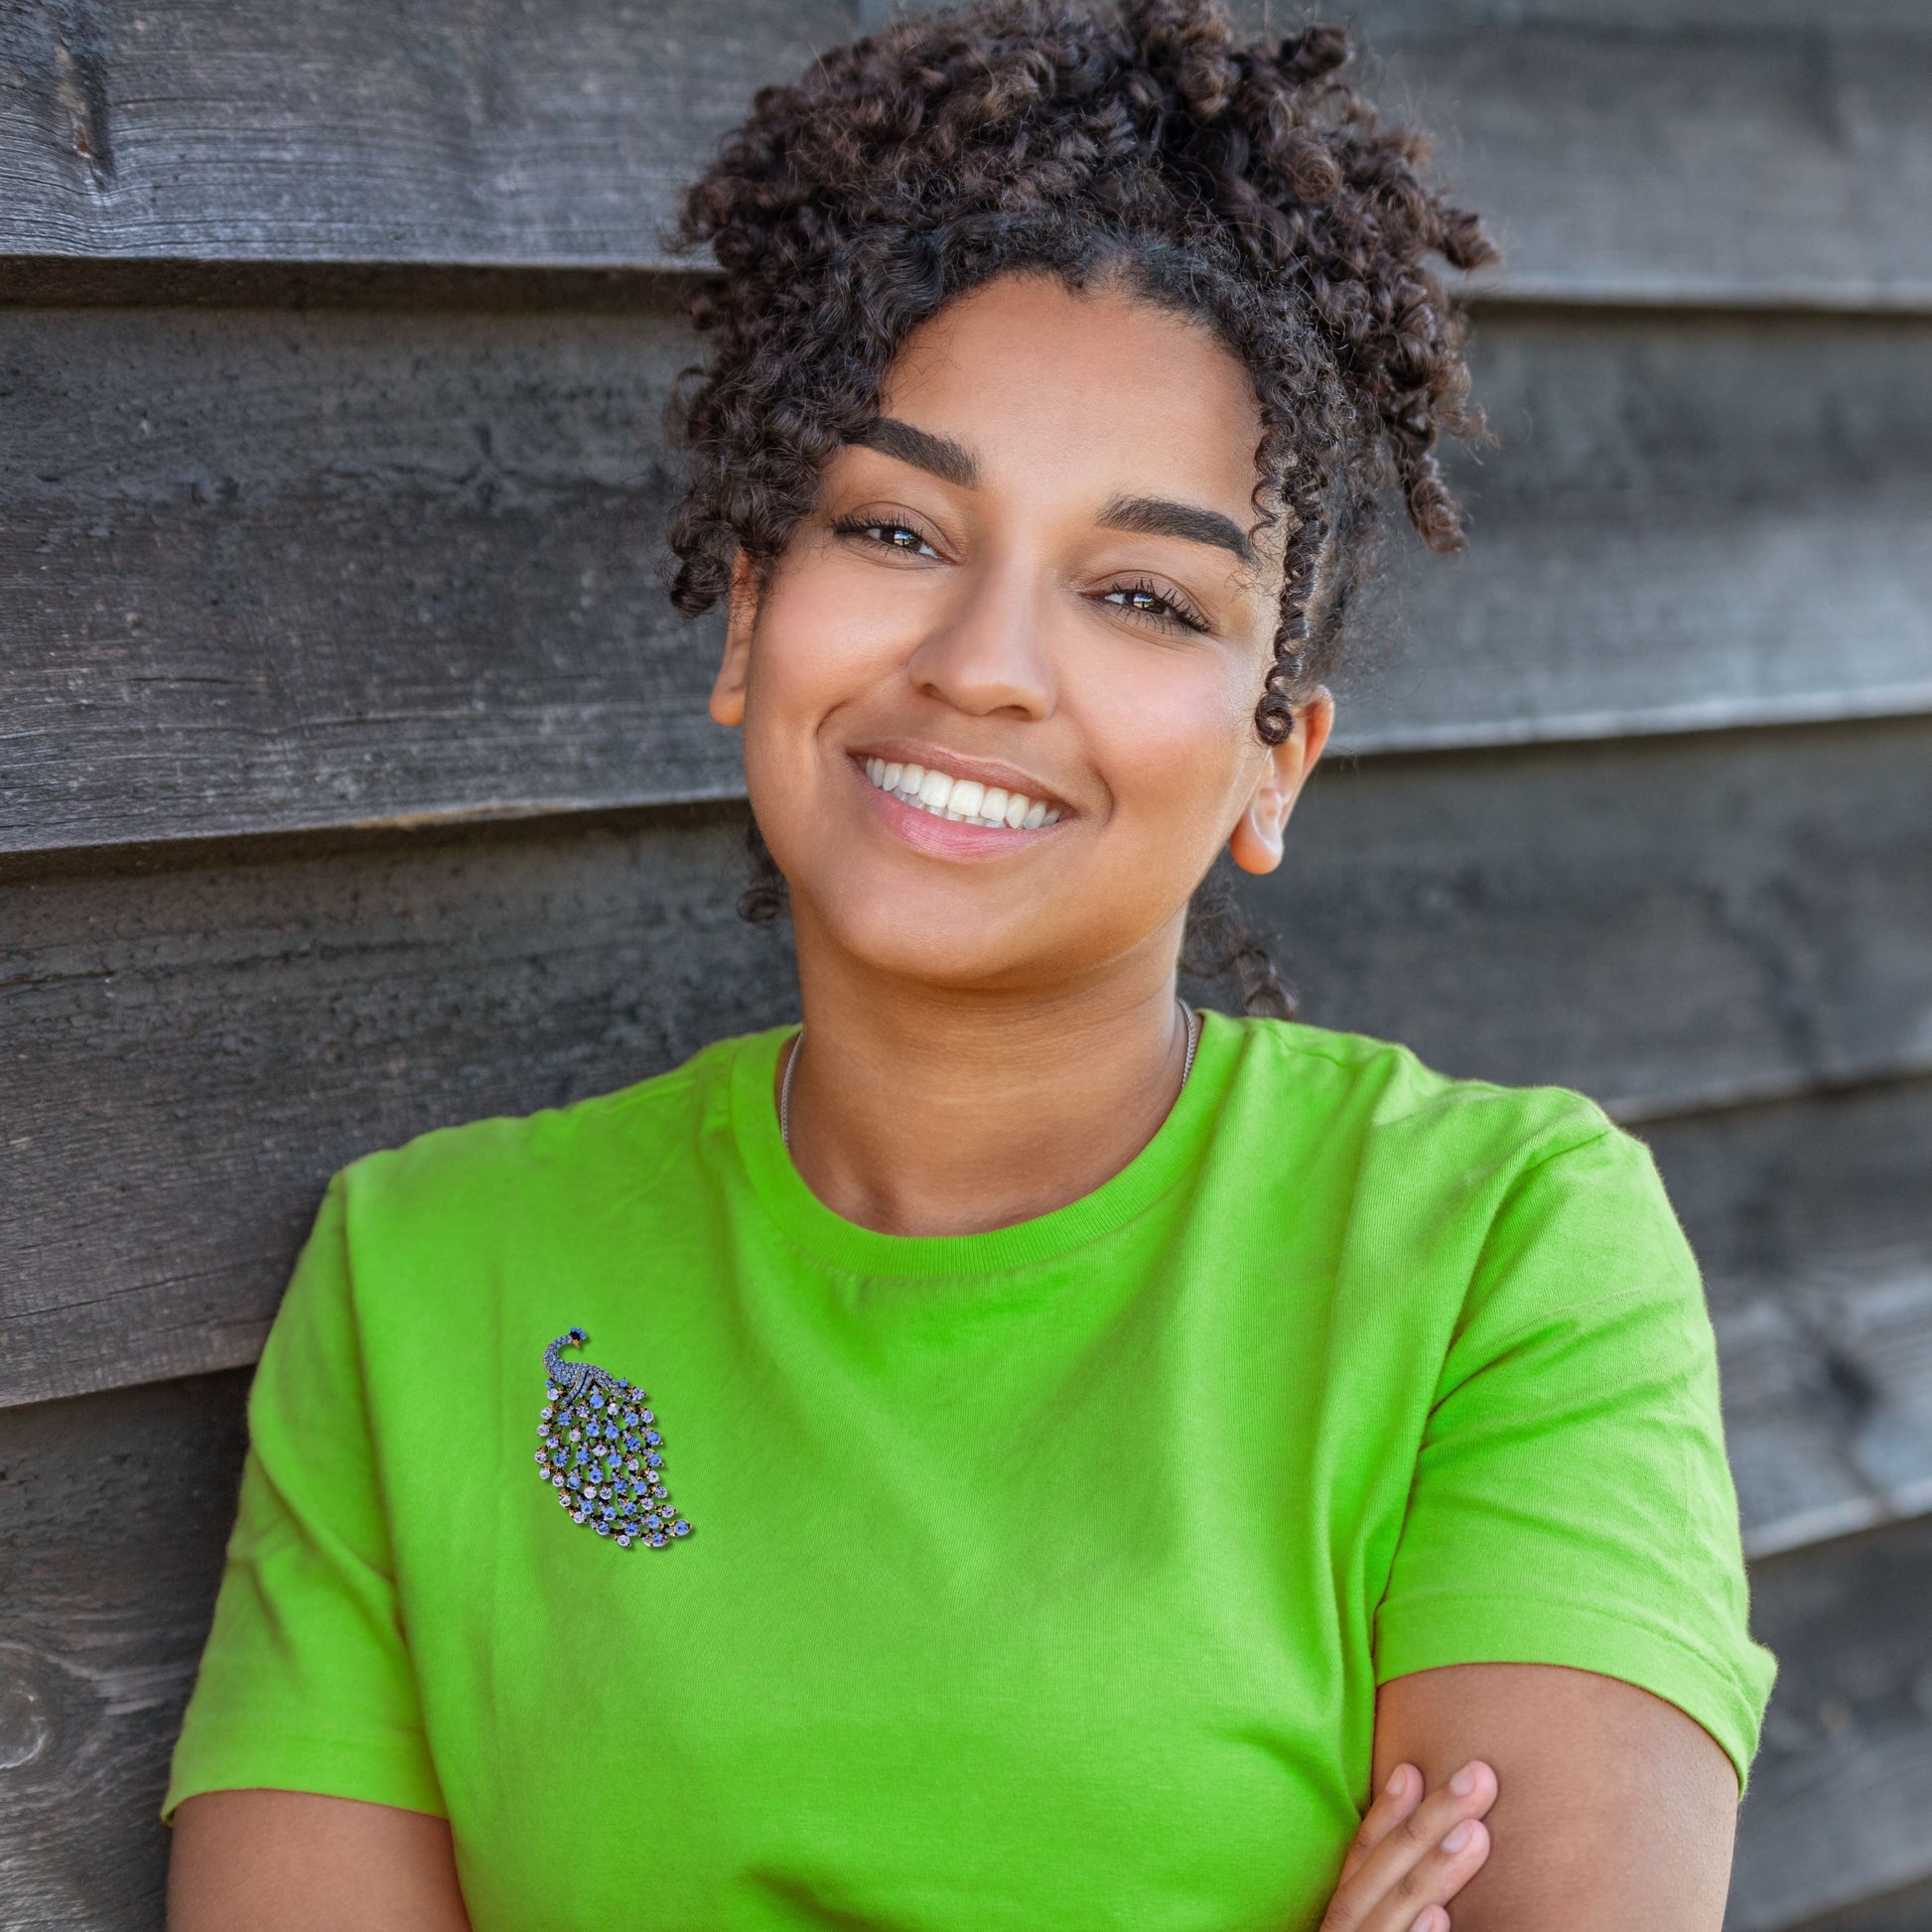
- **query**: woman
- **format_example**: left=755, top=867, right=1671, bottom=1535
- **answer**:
left=166, top=3, right=1775, bottom=1927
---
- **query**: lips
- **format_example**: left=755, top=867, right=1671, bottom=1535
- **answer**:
left=861, top=756, right=1062, bottom=829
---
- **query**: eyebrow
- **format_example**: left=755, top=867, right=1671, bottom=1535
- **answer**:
left=1097, top=493, right=1258, bottom=569
left=843, top=420, right=1258, bottom=570
left=844, top=417, right=980, bottom=488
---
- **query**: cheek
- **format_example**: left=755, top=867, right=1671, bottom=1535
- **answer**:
left=1076, top=648, right=1264, bottom=846
left=743, top=553, right=922, bottom=752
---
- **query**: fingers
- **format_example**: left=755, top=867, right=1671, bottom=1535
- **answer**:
left=1336, top=1762, right=1425, bottom=1882
left=1320, top=1760, right=1497, bottom=1932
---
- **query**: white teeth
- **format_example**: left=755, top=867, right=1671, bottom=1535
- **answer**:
left=860, top=756, right=1063, bottom=830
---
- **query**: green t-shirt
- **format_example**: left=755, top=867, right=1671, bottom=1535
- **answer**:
left=168, top=1015, right=1774, bottom=1930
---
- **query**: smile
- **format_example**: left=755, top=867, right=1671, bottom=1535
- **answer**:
left=861, top=757, right=1062, bottom=829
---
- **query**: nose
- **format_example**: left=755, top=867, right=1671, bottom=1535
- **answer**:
left=903, top=553, right=1057, bottom=721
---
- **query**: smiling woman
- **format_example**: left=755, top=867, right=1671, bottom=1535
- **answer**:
left=163, top=4, right=1774, bottom=1931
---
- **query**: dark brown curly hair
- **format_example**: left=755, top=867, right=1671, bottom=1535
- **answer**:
left=666, top=0, right=1496, bottom=1015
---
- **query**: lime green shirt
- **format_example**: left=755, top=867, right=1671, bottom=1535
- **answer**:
left=168, top=1015, right=1774, bottom=1930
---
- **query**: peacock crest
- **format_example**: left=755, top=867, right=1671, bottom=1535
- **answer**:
left=535, top=1328, right=692, bottom=1549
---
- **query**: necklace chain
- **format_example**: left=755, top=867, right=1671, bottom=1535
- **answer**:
left=779, top=999, right=1200, bottom=1155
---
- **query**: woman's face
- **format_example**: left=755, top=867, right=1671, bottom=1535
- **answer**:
left=711, top=271, right=1332, bottom=997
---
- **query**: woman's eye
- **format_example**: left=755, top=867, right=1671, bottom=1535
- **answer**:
left=837, top=517, right=938, bottom=558
left=1102, top=582, right=1207, bottom=631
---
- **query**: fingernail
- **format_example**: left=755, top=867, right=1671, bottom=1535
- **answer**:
left=1385, top=1765, right=1411, bottom=1797
left=1443, top=1821, right=1474, bottom=1855
left=1449, top=1763, right=1478, bottom=1797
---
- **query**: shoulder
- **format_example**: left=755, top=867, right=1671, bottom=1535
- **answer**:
left=328, top=1027, right=779, bottom=1258
left=1212, top=1011, right=1620, bottom=1173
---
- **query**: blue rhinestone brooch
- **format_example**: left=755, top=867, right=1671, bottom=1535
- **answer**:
left=535, top=1328, right=691, bottom=1550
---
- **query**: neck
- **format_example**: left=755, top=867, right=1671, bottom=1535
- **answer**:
left=777, top=917, right=1196, bottom=1238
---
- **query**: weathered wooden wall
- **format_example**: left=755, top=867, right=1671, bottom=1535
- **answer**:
left=2, top=1, right=1928, bottom=1924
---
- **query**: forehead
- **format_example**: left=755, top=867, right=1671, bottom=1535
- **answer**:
left=876, top=273, right=1266, bottom=515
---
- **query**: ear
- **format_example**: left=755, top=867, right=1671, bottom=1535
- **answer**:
left=707, top=552, right=759, bottom=729
left=1227, top=688, right=1336, bottom=876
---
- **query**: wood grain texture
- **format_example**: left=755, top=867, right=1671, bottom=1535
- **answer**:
left=0, top=1369, right=249, bottom=1931
left=0, top=806, right=801, bottom=1408
left=1730, top=1516, right=1932, bottom=1930
left=1, top=0, right=1928, bottom=304
left=5, top=303, right=1930, bottom=853
left=1644, top=1078, right=1932, bottom=1562
left=2, top=1370, right=1928, bottom=1932
left=4, top=714, right=1929, bottom=1410
left=1245, top=715, right=1932, bottom=1121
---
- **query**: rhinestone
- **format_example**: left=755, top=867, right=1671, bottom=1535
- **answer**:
left=571, top=1509, right=588, bottom=1524
left=645, top=1450, right=663, bottom=1468
left=616, top=1534, right=632, bottom=1548
left=639, top=1410, right=654, bottom=1426
left=672, top=1521, right=691, bottom=1537
left=648, top=1532, right=668, bottom=1547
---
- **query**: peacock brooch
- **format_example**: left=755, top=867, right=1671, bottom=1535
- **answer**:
left=534, top=1327, right=692, bottom=1549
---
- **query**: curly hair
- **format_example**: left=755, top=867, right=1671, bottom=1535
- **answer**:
left=666, top=0, right=1496, bottom=1013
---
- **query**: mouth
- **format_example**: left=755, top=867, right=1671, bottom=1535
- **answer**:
left=848, top=749, right=1071, bottom=861
left=859, top=755, right=1064, bottom=829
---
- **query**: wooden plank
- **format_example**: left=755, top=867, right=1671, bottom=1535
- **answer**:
left=4, top=1381, right=1932, bottom=1932
left=0, top=1368, right=249, bottom=1931
left=1729, top=1515, right=1932, bottom=1930
left=1246, top=714, right=1932, bottom=1122
left=4, top=713, right=1929, bottom=1409
left=0, top=0, right=1928, bottom=306
left=1343, top=308, right=1932, bottom=754
left=5, top=303, right=1930, bottom=853
left=1353, top=4, right=1932, bottom=310
left=0, top=299, right=735, bottom=855
left=1641, top=1079, right=1932, bottom=1561
left=0, top=0, right=860, bottom=269
left=0, top=806, right=803, bottom=1409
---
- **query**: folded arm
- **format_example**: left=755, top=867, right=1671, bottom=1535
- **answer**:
left=169, top=1789, right=472, bottom=1932
left=1372, top=1661, right=1738, bottom=1929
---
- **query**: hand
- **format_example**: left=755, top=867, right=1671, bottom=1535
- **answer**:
left=1317, top=1759, right=1497, bottom=1932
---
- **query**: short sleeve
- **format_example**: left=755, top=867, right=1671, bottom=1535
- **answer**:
left=165, top=1173, right=445, bottom=1820
left=1372, top=1122, right=1777, bottom=1788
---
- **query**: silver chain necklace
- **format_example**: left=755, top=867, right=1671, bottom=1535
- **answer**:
left=779, top=999, right=1200, bottom=1154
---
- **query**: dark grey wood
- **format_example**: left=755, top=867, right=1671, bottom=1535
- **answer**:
left=0, top=805, right=801, bottom=1408
left=6, top=303, right=1930, bottom=854
left=1347, top=309, right=1932, bottom=755
left=1730, top=1516, right=1932, bottom=1930
left=1242, top=714, right=1932, bottom=1122
left=0, top=1368, right=248, bottom=1931
left=1, top=0, right=1929, bottom=304
left=1785, top=1878, right=1932, bottom=1932
left=0, top=299, right=735, bottom=856
left=4, top=713, right=1929, bottom=1410
left=1643, top=1078, right=1932, bottom=1561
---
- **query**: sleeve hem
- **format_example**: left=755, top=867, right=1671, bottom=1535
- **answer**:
left=1375, top=1589, right=1774, bottom=1794
left=163, top=1729, right=447, bottom=1826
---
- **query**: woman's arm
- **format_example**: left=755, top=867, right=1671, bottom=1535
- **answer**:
left=1373, top=1663, right=1738, bottom=1929
left=169, top=1790, right=472, bottom=1932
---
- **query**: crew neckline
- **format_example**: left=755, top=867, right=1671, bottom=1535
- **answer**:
left=729, top=1009, right=1237, bottom=1279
